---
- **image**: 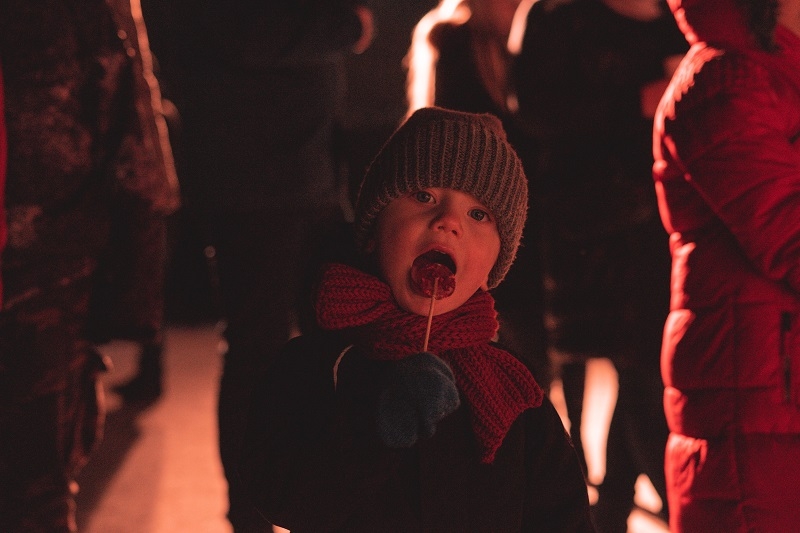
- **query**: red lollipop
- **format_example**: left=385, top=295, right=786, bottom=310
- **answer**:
left=411, top=251, right=456, bottom=351
left=411, top=252, right=456, bottom=300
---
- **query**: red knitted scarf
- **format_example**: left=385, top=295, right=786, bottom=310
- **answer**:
left=315, top=263, right=544, bottom=464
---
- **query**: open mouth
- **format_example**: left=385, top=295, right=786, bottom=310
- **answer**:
left=410, top=249, right=457, bottom=299
left=415, top=249, right=456, bottom=274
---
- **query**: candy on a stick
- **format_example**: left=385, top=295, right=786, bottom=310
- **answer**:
left=411, top=257, right=456, bottom=300
left=422, top=277, right=438, bottom=352
left=412, top=254, right=456, bottom=351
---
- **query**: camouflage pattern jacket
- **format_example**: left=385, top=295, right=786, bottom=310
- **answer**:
left=0, top=0, right=179, bottom=311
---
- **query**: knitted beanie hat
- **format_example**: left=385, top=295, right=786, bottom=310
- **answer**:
left=354, top=107, right=528, bottom=288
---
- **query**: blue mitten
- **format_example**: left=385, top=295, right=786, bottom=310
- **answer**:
left=376, top=352, right=461, bottom=448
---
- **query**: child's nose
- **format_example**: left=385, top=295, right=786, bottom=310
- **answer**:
left=432, top=205, right=462, bottom=236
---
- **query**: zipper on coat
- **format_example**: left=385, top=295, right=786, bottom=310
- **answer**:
left=782, top=311, right=792, bottom=403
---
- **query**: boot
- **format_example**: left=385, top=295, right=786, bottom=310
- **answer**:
left=114, top=340, right=163, bottom=404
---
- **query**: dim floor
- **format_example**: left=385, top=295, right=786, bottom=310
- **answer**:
left=75, top=324, right=669, bottom=533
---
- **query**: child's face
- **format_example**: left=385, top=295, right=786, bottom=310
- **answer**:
left=369, top=187, right=501, bottom=316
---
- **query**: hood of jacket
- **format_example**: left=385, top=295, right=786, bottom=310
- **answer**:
left=668, top=0, right=756, bottom=48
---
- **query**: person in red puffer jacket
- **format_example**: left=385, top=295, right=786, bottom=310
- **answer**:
left=653, top=0, right=800, bottom=531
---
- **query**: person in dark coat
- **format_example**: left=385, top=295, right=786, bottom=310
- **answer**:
left=86, top=0, right=181, bottom=405
left=0, top=1, right=179, bottom=531
left=512, top=0, right=688, bottom=530
left=653, top=0, right=800, bottom=530
left=138, top=2, right=374, bottom=530
left=239, top=107, right=594, bottom=533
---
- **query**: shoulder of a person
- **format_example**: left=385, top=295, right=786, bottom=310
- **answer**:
left=489, top=340, right=544, bottom=379
left=428, top=20, right=469, bottom=50
left=517, top=394, right=577, bottom=464
left=283, top=329, right=348, bottom=357
left=523, top=393, right=560, bottom=421
left=487, top=340, right=552, bottom=411
left=273, top=330, right=349, bottom=378
left=500, top=382, right=559, bottom=435
left=680, top=45, right=773, bottom=102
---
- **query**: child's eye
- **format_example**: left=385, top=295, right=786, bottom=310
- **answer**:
left=412, top=191, right=434, bottom=203
left=469, top=208, right=491, bottom=222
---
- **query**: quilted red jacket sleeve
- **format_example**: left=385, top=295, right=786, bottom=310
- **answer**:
left=657, top=45, right=800, bottom=295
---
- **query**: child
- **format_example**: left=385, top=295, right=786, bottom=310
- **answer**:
left=239, top=107, right=594, bottom=532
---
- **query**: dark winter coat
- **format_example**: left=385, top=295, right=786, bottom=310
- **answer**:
left=0, top=0, right=179, bottom=310
left=0, top=2, right=179, bottom=529
left=653, top=0, right=800, bottom=530
left=240, top=331, right=594, bottom=533
left=144, top=0, right=366, bottom=214
left=513, top=0, right=687, bottom=360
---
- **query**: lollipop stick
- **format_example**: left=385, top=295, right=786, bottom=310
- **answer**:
left=422, top=277, right=437, bottom=352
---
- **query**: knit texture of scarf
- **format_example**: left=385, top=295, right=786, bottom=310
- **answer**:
left=315, top=263, right=544, bottom=464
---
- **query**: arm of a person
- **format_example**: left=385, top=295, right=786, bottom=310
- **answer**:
left=521, top=397, right=595, bottom=532
left=239, top=335, right=402, bottom=532
left=666, top=54, right=800, bottom=293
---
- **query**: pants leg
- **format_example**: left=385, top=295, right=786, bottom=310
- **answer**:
left=0, top=280, right=105, bottom=533
left=560, top=359, right=589, bottom=478
left=591, top=401, right=638, bottom=533
left=593, top=355, right=669, bottom=532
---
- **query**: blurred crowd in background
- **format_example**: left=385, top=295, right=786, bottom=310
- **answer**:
left=2, top=0, right=799, bottom=532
